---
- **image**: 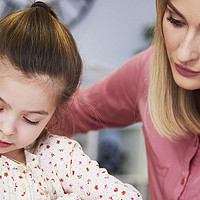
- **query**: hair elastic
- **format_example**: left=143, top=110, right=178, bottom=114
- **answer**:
left=31, top=1, right=57, bottom=19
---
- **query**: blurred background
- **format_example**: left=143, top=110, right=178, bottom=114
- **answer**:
left=0, top=0, right=156, bottom=199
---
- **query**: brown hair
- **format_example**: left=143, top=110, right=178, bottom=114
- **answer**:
left=0, top=1, right=82, bottom=105
left=0, top=1, right=83, bottom=147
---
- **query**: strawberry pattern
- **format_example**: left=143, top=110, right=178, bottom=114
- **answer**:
left=0, top=134, right=143, bottom=199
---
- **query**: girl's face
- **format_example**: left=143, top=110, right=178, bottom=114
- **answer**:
left=0, top=58, right=60, bottom=162
left=163, top=0, right=200, bottom=90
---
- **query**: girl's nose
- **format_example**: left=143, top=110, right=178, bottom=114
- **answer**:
left=176, top=30, right=199, bottom=63
left=0, top=117, right=16, bottom=136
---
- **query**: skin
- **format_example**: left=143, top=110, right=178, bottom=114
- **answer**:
left=0, top=58, right=61, bottom=163
left=163, top=0, right=200, bottom=90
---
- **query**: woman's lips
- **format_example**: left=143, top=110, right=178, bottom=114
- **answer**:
left=175, top=63, right=200, bottom=77
left=0, top=140, right=12, bottom=148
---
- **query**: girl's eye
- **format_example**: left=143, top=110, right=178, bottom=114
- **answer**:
left=23, top=117, right=39, bottom=125
left=166, top=16, right=185, bottom=28
left=0, top=108, right=4, bottom=112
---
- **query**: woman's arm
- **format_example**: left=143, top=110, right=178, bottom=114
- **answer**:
left=48, top=47, right=153, bottom=136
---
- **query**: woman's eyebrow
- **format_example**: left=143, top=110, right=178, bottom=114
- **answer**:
left=167, top=1, right=186, bottom=20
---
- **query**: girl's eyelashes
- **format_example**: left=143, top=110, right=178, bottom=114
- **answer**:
left=23, top=116, right=39, bottom=125
left=0, top=107, right=40, bottom=125
left=166, top=15, right=185, bottom=28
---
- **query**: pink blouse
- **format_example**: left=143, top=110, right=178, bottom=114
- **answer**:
left=49, top=46, right=200, bottom=199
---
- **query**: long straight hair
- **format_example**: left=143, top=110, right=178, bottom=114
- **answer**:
left=148, top=0, right=200, bottom=139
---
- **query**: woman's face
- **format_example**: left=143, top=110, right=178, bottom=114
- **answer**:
left=163, top=0, right=200, bottom=90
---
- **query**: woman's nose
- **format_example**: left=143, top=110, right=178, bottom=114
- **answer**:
left=176, top=30, right=199, bottom=63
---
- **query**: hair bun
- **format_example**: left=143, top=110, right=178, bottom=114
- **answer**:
left=31, top=1, right=57, bottom=19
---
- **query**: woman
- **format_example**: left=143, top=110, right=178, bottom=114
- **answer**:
left=49, top=0, right=200, bottom=199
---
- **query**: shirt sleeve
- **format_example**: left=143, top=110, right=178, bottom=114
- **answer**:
left=54, top=137, right=143, bottom=200
left=48, top=47, right=153, bottom=136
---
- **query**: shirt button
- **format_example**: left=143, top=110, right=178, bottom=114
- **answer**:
left=194, top=139, right=198, bottom=147
left=21, top=183, right=27, bottom=190
left=180, top=178, right=185, bottom=185
left=44, top=190, right=49, bottom=195
left=18, top=165, right=25, bottom=173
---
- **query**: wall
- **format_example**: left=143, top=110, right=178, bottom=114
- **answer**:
left=72, top=0, right=156, bottom=72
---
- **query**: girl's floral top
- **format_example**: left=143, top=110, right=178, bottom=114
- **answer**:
left=0, top=134, right=143, bottom=200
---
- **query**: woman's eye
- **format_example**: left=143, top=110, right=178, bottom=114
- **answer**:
left=166, top=16, right=185, bottom=28
left=0, top=108, right=4, bottom=112
left=23, top=117, right=39, bottom=125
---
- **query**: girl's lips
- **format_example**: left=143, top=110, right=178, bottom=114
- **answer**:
left=0, top=140, right=12, bottom=148
left=175, top=63, right=200, bottom=77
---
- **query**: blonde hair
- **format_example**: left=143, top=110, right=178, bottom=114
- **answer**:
left=148, top=0, right=200, bottom=139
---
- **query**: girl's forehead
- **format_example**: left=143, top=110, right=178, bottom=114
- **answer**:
left=0, top=58, right=47, bottom=83
left=0, top=57, right=58, bottom=82
left=0, top=57, right=64, bottom=104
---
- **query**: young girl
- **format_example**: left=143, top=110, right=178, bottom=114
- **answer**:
left=0, top=1, right=142, bottom=200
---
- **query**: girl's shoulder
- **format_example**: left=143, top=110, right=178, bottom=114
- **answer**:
left=35, top=134, right=81, bottom=155
left=33, top=134, right=84, bottom=172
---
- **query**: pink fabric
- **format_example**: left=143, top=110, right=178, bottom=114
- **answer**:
left=49, top=46, right=200, bottom=200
